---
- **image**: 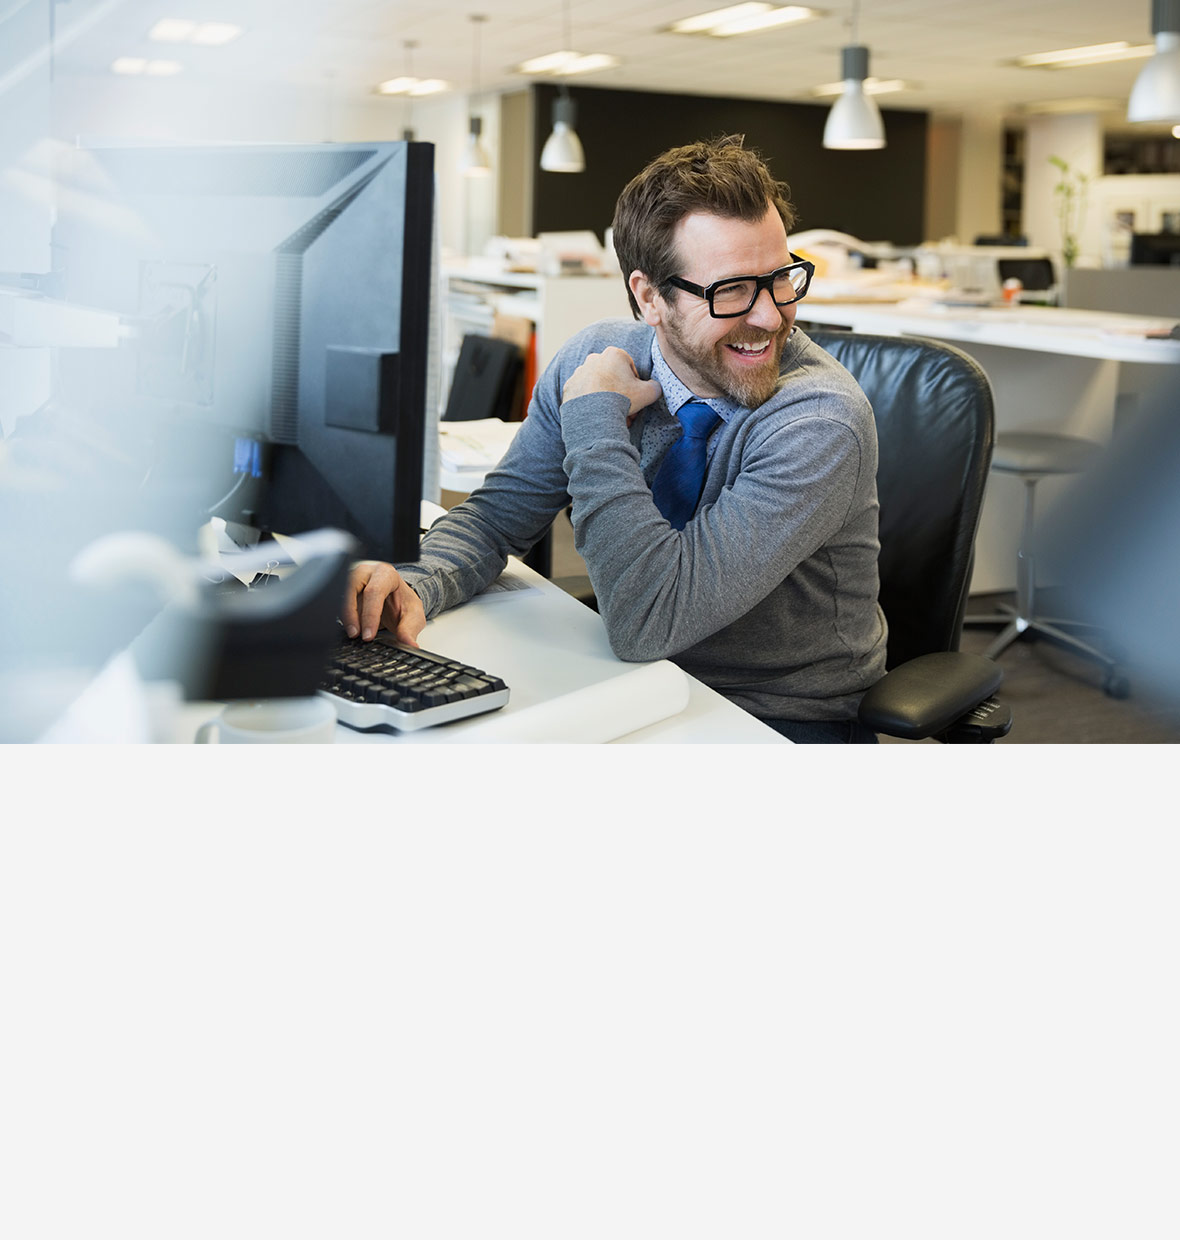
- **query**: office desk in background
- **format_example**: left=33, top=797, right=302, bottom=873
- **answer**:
left=798, top=298, right=1180, bottom=594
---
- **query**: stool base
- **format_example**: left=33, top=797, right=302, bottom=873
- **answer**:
left=964, top=602, right=1130, bottom=698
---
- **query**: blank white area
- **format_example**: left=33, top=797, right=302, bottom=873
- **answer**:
left=3, top=746, right=1177, bottom=1240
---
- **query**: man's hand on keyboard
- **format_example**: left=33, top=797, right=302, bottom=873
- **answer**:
left=342, top=561, right=426, bottom=646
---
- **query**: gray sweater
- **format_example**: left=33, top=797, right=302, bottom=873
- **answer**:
left=400, top=320, right=887, bottom=723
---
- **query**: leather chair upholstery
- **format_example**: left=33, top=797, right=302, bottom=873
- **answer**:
left=808, top=330, right=1011, bottom=742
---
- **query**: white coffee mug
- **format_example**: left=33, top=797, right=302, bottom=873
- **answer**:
left=195, top=696, right=337, bottom=744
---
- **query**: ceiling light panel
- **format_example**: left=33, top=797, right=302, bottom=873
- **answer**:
left=1013, top=42, right=1154, bottom=68
left=517, top=51, right=578, bottom=74
left=668, top=4, right=825, bottom=36
left=190, top=23, right=242, bottom=46
left=811, top=77, right=909, bottom=97
left=111, top=57, right=183, bottom=76
left=148, top=19, right=242, bottom=46
left=515, top=51, right=621, bottom=76
left=376, top=76, right=449, bottom=95
left=149, top=19, right=197, bottom=42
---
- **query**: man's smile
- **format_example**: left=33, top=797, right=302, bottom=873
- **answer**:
left=725, top=337, right=773, bottom=360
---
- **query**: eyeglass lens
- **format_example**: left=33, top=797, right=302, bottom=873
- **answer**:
left=712, top=266, right=809, bottom=314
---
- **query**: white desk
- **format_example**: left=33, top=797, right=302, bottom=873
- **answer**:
left=164, top=556, right=785, bottom=746
left=797, top=299, right=1180, bottom=592
left=329, top=558, right=785, bottom=745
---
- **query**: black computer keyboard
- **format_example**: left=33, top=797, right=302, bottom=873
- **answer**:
left=318, top=632, right=510, bottom=732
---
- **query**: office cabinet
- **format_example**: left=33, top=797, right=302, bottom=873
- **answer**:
left=441, top=262, right=632, bottom=408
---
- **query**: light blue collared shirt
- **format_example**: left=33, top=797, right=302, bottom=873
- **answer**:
left=649, top=336, right=746, bottom=426
left=645, top=337, right=746, bottom=476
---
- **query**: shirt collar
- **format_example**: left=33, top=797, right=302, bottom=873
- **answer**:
left=650, top=336, right=743, bottom=424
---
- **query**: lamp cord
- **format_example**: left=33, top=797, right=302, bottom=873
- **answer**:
left=470, top=14, right=484, bottom=98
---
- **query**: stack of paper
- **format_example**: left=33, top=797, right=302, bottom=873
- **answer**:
left=439, top=418, right=521, bottom=473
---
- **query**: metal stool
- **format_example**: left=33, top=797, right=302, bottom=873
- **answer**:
left=964, top=431, right=1130, bottom=697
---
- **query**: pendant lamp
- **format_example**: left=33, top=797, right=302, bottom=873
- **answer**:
left=823, top=1, right=885, bottom=149
left=539, top=0, right=586, bottom=172
left=540, top=87, right=585, bottom=171
left=463, top=15, right=491, bottom=176
left=1128, top=0, right=1180, bottom=122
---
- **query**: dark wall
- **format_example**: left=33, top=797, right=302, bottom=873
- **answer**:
left=531, top=83, right=928, bottom=247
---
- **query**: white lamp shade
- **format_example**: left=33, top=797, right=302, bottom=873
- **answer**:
left=540, top=122, right=585, bottom=172
left=823, top=80, right=886, bottom=149
left=1128, top=31, right=1180, bottom=122
left=540, top=92, right=585, bottom=172
left=462, top=116, right=491, bottom=176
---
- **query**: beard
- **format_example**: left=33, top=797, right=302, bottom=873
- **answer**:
left=662, top=314, right=789, bottom=409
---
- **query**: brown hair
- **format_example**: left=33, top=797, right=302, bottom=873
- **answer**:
left=611, top=134, right=796, bottom=318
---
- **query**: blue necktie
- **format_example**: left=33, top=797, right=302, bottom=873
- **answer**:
left=651, top=400, right=720, bottom=529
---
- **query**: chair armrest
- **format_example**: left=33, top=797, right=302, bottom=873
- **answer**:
left=858, top=651, right=1004, bottom=740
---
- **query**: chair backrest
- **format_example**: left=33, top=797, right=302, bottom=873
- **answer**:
left=808, top=330, right=995, bottom=668
left=443, top=334, right=523, bottom=422
left=997, top=255, right=1056, bottom=292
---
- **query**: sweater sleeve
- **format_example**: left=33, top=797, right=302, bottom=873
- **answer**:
left=394, top=338, right=576, bottom=618
left=560, top=386, right=870, bottom=663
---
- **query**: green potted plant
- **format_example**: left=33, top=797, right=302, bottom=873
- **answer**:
left=1049, top=154, right=1091, bottom=269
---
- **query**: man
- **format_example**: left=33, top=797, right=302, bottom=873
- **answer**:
left=344, top=136, right=887, bottom=743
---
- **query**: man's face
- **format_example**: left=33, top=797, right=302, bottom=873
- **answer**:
left=632, top=204, right=796, bottom=408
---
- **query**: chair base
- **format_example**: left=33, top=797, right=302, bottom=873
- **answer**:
left=963, top=603, right=1131, bottom=698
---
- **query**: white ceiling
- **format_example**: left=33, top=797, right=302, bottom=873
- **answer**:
left=41, top=0, right=1176, bottom=130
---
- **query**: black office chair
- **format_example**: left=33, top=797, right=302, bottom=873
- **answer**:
left=443, top=334, right=523, bottom=423
left=996, top=256, right=1057, bottom=303
left=808, top=330, right=1012, bottom=742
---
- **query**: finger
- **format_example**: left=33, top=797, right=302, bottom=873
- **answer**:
left=359, top=568, right=398, bottom=639
left=341, top=591, right=359, bottom=636
left=340, top=565, right=372, bottom=635
left=611, top=347, right=641, bottom=377
left=394, top=615, right=423, bottom=648
left=389, top=586, right=426, bottom=648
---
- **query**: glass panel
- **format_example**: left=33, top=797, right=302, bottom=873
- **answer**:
left=773, top=267, right=809, bottom=300
left=712, top=279, right=756, bottom=311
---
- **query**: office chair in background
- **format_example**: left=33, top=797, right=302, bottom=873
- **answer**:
left=996, top=256, right=1058, bottom=304
left=808, top=330, right=1011, bottom=742
left=443, top=334, right=523, bottom=423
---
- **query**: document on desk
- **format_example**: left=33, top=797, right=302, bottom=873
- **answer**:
left=439, top=418, right=520, bottom=471
left=474, top=558, right=541, bottom=598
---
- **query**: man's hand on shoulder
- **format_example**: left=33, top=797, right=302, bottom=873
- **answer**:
left=562, top=346, right=662, bottom=425
left=341, top=560, right=426, bottom=646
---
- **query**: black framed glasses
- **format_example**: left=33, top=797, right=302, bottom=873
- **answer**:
left=667, top=254, right=815, bottom=319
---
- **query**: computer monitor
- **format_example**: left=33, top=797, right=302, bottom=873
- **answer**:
left=50, top=140, right=436, bottom=564
left=1129, top=232, right=1180, bottom=268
